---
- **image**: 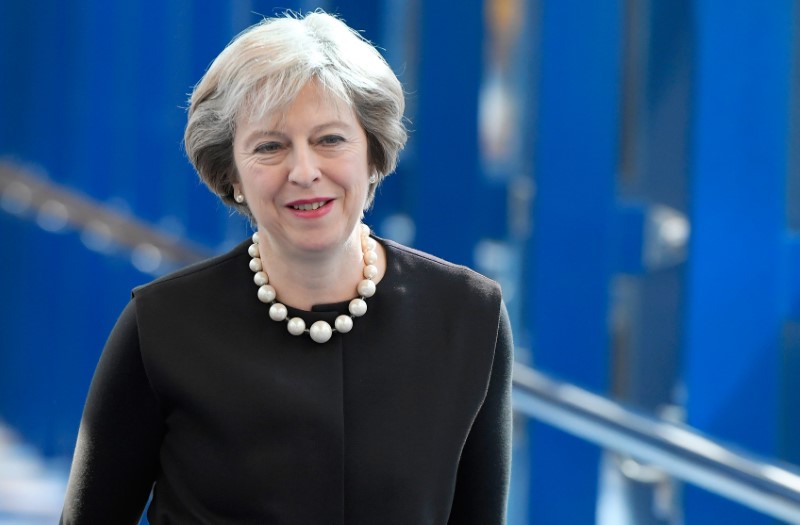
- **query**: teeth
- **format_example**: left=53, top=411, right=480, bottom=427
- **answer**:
left=292, top=201, right=326, bottom=211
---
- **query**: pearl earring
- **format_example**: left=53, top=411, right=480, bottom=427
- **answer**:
left=235, top=194, right=245, bottom=204
left=369, top=174, right=377, bottom=184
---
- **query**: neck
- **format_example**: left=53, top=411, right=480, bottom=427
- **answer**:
left=255, top=227, right=366, bottom=310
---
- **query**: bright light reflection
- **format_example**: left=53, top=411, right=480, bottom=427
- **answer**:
left=760, top=465, right=800, bottom=491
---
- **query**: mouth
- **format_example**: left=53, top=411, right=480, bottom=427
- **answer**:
left=286, top=199, right=334, bottom=212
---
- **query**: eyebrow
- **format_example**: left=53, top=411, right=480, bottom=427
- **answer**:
left=242, top=121, right=356, bottom=146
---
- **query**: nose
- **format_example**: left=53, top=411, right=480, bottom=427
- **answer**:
left=287, top=144, right=321, bottom=187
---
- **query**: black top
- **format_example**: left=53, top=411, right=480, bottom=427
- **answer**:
left=60, top=237, right=513, bottom=525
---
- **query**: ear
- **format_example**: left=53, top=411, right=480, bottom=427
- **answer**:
left=232, top=181, right=242, bottom=197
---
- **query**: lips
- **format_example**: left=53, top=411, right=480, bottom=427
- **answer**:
left=285, top=198, right=334, bottom=216
left=290, top=200, right=330, bottom=211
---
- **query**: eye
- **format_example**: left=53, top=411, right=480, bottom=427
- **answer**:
left=319, top=135, right=345, bottom=146
left=254, top=141, right=283, bottom=154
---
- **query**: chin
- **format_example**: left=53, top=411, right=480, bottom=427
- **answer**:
left=290, top=232, right=348, bottom=254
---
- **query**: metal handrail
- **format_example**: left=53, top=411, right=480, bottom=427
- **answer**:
left=512, top=364, right=800, bottom=524
left=0, top=160, right=210, bottom=269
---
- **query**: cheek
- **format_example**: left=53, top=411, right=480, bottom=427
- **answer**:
left=348, top=175, right=369, bottom=200
left=242, top=165, right=278, bottom=190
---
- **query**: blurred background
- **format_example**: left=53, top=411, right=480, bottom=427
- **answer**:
left=2, top=0, right=800, bottom=523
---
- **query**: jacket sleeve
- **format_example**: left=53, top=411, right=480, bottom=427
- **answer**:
left=448, top=300, right=514, bottom=524
left=60, top=299, right=164, bottom=524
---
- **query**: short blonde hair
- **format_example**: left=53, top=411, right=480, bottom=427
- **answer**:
left=184, top=11, right=407, bottom=218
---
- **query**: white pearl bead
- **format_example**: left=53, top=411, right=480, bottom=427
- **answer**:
left=309, top=321, right=333, bottom=343
left=253, top=271, right=269, bottom=286
left=287, top=317, right=306, bottom=335
left=349, top=298, right=367, bottom=317
left=363, top=250, right=377, bottom=265
left=269, top=302, right=288, bottom=321
left=252, top=232, right=260, bottom=244
left=362, top=237, right=376, bottom=252
left=360, top=224, right=370, bottom=238
left=363, top=264, right=378, bottom=279
left=335, top=315, right=353, bottom=333
left=248, top=244, right=260, bottom=258
left=249, top=258, right=263, bottom=272
left=357, top=279, right=376, bottom=298
left=257, top=285, right=276, bottom=303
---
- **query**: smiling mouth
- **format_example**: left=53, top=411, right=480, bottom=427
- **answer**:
left=290, top=200, right=331, bottom=211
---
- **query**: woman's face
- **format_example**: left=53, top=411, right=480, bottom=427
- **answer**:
left=232, top=81, right=371, bottom=257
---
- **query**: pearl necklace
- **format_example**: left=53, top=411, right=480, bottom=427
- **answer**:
left=248, top=224, right=378, bottom=343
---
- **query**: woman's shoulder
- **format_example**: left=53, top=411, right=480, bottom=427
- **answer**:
left=132, top=238, right=250, bottom=300
left=380, top=237, right=501, bottom=303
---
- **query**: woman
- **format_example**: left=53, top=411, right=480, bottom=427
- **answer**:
left=61, top=11, right=512, bottom=525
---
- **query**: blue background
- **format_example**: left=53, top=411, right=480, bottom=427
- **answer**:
left=1, top=0, right=799, bottom=523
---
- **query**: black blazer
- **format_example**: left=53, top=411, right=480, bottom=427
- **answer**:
left=60, top=237, right=513, bottom=524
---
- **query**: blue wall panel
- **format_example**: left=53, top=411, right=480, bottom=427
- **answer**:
left=526, top=0, right=623, bottom=522
left=412, top=0, right=484, bottom=266
left=683, top=0, right=794, bottom=523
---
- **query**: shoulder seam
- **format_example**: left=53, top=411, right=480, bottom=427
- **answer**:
left=381, top=238, right=474, bottom=273
left=133, top=244, right=245, bottom=296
